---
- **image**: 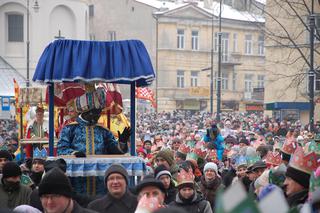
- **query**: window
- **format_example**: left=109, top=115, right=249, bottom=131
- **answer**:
left=177, top=70, right=185, bottom=88
left=89, top=5, right=94, bottom=17
left=222, top=73, right=229, bottom=90
left=245, top=74, right=253, bottom=92
left=191, top=71, right=198, bottom=87
left=232, top=72, right=237, bottom=91
left=221, top=33, right=229, bottom=62
left=108, top=31, right=116, bottom=41
left=177, top=29, right=184, bottom=49
left=257, top=75, right=265, bottom=88
left=214, top=33, right=218, bottom=52
left=258, top=35, right=264, bottom=55
left=8, top=14, right=23, bottom=42
left=233, top=33, right=238, bottom=52
left=215, top=32, right=229, bottom=61
left=245, top=34, right=252, bottom=55
left=89, top=34, right=95, bottom=40
left=191, top=30, right=199, bottom=50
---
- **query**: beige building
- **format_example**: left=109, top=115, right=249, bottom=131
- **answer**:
left=264, top=0, right=320, bottom=124
left=155, top=1, right=266, bottom=112
left=90, top=0, right=266, bottom=112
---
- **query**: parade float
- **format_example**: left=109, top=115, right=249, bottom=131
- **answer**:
left=27, top=39, right=155, bottom=193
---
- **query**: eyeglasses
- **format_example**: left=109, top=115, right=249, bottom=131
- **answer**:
left=41, top=194, right=62, bottom=200
left=107, top=175, right=125, bottom=182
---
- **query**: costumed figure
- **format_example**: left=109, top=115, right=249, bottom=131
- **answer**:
left=57, top=88, right=131, bottom=195
left=203, top=124, right=225, bottom=161
left=25, top=104, right=49, bottom=158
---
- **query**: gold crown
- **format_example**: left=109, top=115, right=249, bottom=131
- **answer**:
left=178, top=143, right=191, bottom=154
left=177, top=168, right=194, bottom=186
left=265, top=151, right=282, bottom=166
left=281, top=139, right=297, bottom=155
left=289, top=146, right=319, bottom=174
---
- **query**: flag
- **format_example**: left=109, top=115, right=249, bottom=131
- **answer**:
left=13, top=78, right=19, bottom=106
left=135, top=87, right=156, bottom=108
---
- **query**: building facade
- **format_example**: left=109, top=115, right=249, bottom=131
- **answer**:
left=0, top=0, right=89, bottom=85
left=264, top=0, right=320, bottom=124
left=155, top=1, right=266, bottom=112
left=90, top=0, right=266, bottom=112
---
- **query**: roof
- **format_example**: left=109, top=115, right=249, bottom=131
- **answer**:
left=138, top=0, right=265, bottom=23
left=0, top=56, right=26, bottom=97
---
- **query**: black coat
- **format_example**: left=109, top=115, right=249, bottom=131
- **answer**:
left=286, top=189, right=308, bottom=209
left=165, top=182, right=177, bottom=204
left=72, top=201, right=98, bottom=213
left=87, top=190, right=137, bottom=213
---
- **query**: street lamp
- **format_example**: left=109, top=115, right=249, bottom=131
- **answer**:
left=308, top=0, right=315, bottom=132
left=26, top=0, right=40, bottom=87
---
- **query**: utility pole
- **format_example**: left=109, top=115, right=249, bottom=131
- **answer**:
left=26, top=0, right=30, bottom=87
left=210, top=12, right=214, bottom=114
left=308, top=0, right=315, bottom=132
left=217, top=0, right=222, bottom=121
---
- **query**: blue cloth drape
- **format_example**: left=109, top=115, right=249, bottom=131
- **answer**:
left=33, top=39, right=155, bottom=87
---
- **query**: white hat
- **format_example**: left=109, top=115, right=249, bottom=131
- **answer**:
left=203, top=162, right=218, bottom=174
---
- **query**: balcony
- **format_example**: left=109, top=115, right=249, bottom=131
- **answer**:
left=221, top=52, right=242, bottom=66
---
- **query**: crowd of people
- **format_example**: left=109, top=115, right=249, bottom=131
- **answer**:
left=0, top=110, right=319, bottom=213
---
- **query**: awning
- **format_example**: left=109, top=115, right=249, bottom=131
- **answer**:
left=32, top=39, right=155, bottom=87
left=265, top=102, right=310, bottom=110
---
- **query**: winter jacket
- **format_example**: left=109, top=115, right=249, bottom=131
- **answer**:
left=286, top=189, right=308, bottom=209
left=199, top=176, right=224, bottom=212
left=169, top=192, right=213, bottom=213
left=71, top=201, right=98, bottom=213
left=165, top=182, right=177, bottom=204
left=87, top=190, right=137, bottom=213
left=0, top=182, right=31, bottom=209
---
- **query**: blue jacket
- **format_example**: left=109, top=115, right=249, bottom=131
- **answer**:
left=58, top=117, right=124, bottom=155
left=204, top=133, right=225, bottom=161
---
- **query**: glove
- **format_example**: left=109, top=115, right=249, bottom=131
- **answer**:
left=118, top=127, right=131, bottom=144
left=74, top=151, right=86, bottom=158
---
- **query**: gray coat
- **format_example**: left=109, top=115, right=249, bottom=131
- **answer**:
left=0, top=182, right=31, bottom=209
left=87, top=191, right=137, bottom=213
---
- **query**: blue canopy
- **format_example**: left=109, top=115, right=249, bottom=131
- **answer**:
left=33, top=39, right=155, bottom=87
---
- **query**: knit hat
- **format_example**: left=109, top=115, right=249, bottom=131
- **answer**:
left=154, top=165, right=172, bottom=180
left=0, top=150, right=13, bottom=161
left=175, top=151, right=187, bottom=161
left=2, top=162, right=21, bottom=179
left=38, top=168, right=72, bottom=198
left=155, top=149, right=174, bottom=167
left=104, top=164, right=129, bottom=184
left=239, top=138, right=249, bottom=146
left=203, top=162, right=218, bottom=174
left=44, top=158, right=67, bottom=173
left=136, top=175, right=166, bottom=194
left=286, top=166, right=310, bottom=189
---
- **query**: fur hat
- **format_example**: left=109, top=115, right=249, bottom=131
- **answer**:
left=155, top=149, right=174, bottom=166
left=38, top=168, right=72, bottom=198
left=104, top=164, right=129, bottom=184
left=2, top=162, right=21, bottom=179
